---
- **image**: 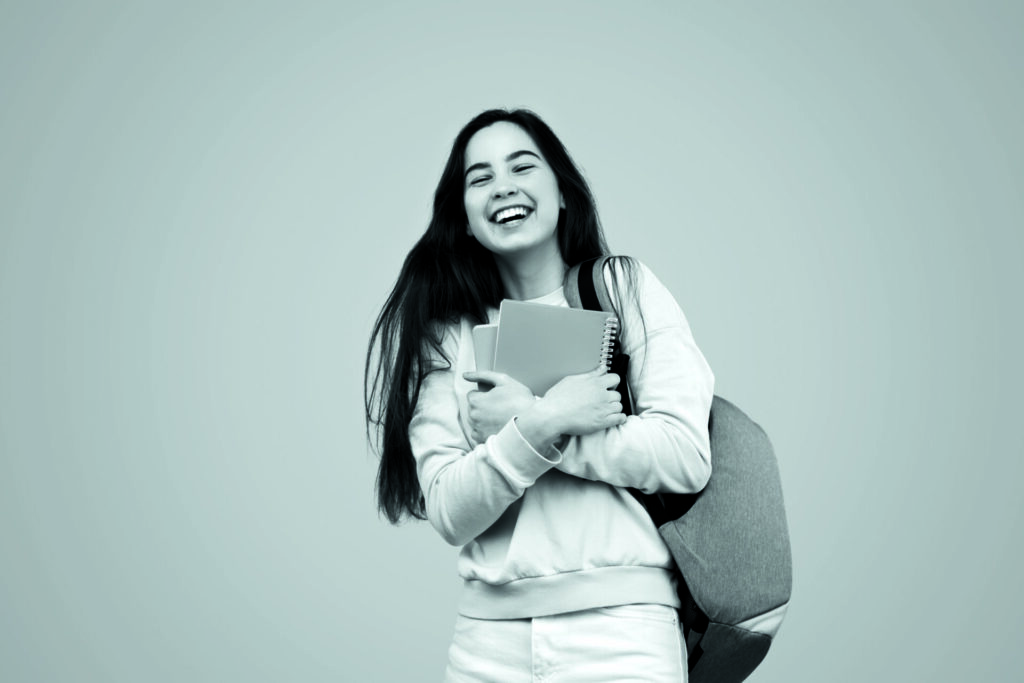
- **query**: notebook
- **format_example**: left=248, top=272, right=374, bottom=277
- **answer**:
left=478, top=299, right=619, bottom=396
left=472, top=323, right=498, bottom=372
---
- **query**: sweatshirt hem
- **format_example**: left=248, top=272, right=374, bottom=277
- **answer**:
left=457, top=565, right=679, bottom=620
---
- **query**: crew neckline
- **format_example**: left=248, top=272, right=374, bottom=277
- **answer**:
left=523, top=286, right=567, bottom=306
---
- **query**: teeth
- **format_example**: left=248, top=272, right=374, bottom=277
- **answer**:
left=495, top=206, right=530, bottom=223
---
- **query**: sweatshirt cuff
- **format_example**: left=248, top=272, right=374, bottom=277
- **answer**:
left=512, top=417, right=564, bottom=466
left=486, top=419, right=562, bottom=488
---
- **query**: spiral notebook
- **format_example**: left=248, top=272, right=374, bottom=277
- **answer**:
left=477, top=299, right=619, bottom=396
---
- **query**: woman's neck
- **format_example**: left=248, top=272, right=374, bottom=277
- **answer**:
left=494, top=244, right=567, bottom=301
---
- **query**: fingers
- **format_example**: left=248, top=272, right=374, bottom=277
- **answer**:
left=602, top=373, right=621, bottom=389
left=463, top=370, right=512, bottom=387
left=593, top=408, right=627, bottom=433
left=596, top=410, right=627, bottom=433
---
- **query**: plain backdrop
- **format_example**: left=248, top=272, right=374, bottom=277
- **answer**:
left=2, top=1, right=1021, bottom=681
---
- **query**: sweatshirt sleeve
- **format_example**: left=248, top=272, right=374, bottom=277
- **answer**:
left=410, top=324, right=562, bottom=547
left=554, top=260, right=715, bottom=494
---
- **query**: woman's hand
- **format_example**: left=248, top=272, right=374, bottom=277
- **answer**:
left=538, top=367, right=627, bottom=436
left=462, top=371, right=536, bottom=443
left=511, top=368, right=626, bottom=454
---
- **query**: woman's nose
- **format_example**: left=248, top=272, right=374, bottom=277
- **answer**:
left=491, top=181, right=518, bottom=199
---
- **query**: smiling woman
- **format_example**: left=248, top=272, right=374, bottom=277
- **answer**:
left=364, top=109, right=715, bottom=682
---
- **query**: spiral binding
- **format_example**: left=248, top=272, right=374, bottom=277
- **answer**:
left=600, top=317, right=619, bottom=370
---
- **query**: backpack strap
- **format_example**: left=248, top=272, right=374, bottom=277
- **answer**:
left=565, top=255, right=616, bottom=313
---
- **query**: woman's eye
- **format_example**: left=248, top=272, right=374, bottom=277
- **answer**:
left=513, top=164, right=535, bottom=173
left=469, top=175, right=491, bottom=186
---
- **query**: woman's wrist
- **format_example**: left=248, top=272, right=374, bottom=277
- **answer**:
left=515, top=400, right=563, bottom=453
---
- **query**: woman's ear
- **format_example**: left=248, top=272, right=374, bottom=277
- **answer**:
left=559, top=193, right=566, bottom=209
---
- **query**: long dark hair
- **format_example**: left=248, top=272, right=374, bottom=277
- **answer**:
left=365, top=108, right=631, bottom=523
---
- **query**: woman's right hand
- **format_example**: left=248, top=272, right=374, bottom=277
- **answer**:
left=540, top=367, right=627, bottom=435
left=515, top=368, right=626, bottom=452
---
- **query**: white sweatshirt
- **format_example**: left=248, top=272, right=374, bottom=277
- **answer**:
left=409, top=261, right=714, bottom=619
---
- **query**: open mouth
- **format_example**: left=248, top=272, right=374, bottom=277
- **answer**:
left=490, top=205, right=533, bottom=224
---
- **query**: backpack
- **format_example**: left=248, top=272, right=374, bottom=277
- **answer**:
left=565, top=256, right=792, bottom=683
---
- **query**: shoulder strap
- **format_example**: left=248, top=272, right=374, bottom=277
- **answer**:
left=565, top=256, right=616, bottom=313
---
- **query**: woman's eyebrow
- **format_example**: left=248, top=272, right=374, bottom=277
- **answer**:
left=465, top=150, right=542, bottom=178
left=506, top=150, right=540, bottom=163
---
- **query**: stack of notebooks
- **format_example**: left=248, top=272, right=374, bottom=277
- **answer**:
left=473, top=300, right=619, bottom=395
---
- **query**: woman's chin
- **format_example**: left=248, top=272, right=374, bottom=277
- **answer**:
left=486, top=236, right=560, bottom=260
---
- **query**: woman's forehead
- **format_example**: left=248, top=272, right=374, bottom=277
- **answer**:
left=464, top=122, right=541, bottom=165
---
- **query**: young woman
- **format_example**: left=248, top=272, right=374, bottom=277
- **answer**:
left=365, top=109, right=714, bottom=681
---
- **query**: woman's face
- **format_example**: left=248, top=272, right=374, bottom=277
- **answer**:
left=463, top=121, right=564, bottom=259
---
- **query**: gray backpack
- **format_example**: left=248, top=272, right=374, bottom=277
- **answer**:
left=566, top=256, right=792, bottom=683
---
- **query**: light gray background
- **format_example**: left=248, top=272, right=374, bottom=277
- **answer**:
left=2, top=1, right=1021, bottom=681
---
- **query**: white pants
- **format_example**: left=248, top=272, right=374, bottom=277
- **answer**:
left=444, top=604, right=687, bottom=682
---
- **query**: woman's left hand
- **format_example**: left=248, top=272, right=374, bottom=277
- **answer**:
left=462, top=371, right=536, bottom=443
